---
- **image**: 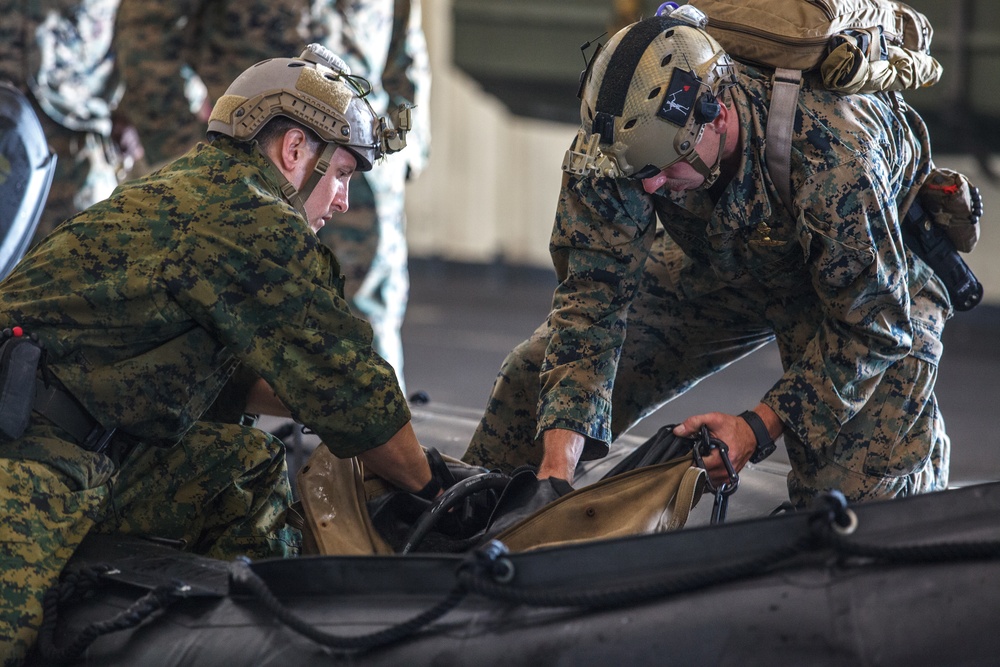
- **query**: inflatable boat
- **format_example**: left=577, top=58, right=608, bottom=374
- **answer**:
left=29, top=404, right=1000, bottom=666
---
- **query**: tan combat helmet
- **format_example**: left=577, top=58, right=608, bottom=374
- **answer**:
left=208, top=43, right=411, bottom=213
left=563, top=5, right=736, bottom=186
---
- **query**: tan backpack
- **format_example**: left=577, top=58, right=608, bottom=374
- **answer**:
left=687, top=0, right=942, bottom=211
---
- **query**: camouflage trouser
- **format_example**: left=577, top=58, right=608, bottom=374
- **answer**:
left=318, top=160, right=409, bottom=391
left=31, top=107, right=119, bottom=244
left=0, top=421, right=297, bottom=666
left=464, top=230, right=950, bottom=508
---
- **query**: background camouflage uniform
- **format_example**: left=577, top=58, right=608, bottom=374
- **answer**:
left=0, top=0, right=126, bottom=243
left=464, top=64, right=951, bottom=508
left=113, top=0, right=308, bottom=166
left=0, top=138, right=409, bottom=664
left=114, top=0, right=432, bottom=388
left=311, top=0, right=432, bottom=390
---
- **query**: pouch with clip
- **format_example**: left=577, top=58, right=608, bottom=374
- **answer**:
left=0, top=334, right=42, bottom=440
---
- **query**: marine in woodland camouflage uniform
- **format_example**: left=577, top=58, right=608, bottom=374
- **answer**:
left=114, top=0, right=431, bottom=387
left=0, top=0, right=134, bottom=243
left=464, top=31, right=951, bottom=508
left=0, top=45, right=428, bottom=663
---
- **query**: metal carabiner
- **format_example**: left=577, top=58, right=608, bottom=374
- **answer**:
left=693, top=426, right=739, bottom=524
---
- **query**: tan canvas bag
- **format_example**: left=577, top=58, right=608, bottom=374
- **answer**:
left=295, top=444, right=395, bottom=556
left=491, top=457, right=708, bottom=553
left=687, top=0, right=935, bottom=72
left=295, top=445, right=489, bottom=555
left=296, top=444, right=709, bottom=555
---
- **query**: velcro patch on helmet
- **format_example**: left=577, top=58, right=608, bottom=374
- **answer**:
left=657, top=68, right=699, bottom=126
left=596, top=16, right=676, bottom=116
left=210, top=95, right=247, bottom=124
left=296, top=68, right=352, bottom=115
left=592, top=112, right=615, bottom=144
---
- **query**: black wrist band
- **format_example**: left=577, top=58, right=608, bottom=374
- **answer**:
left=740, top=410, right=776, bottom=464
left=414, top=448, right=453, bottom=500
left=414, top=475, right=441, bottom=501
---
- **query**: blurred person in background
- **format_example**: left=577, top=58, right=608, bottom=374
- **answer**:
left=1, top=0, right=144, bottom=245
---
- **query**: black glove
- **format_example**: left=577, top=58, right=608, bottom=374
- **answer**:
left=478, top=468, right=574, bottom=543
left=367, top=449, right=497, bottom=552
left=412, top=448, right=458, bottom=500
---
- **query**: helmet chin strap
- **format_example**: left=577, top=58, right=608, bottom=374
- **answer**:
left=681, top=128, right=728, bottom=189
left=271, top=142, right=338, bottom=219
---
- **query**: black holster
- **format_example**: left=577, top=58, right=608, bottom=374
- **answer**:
left=0, top=329, right=118, bottom=454
left=0, top=334, right=42, bottom=440
left=902, top=199, right=983, bottom=311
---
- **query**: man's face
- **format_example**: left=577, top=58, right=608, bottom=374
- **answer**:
left=640, top=160, right=706, bottom=194
left=639, top=107, right=730, bottom=194
left=303, top=147, right=357, bottom=233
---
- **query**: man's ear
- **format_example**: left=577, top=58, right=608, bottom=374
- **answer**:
left=276, top=127, right=310, bottom=172
left=708, top=100, right=731, bottom=135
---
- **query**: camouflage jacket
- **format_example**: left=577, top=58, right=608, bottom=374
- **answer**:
left=0, top=137, right=410, bottom=454
left=0, top=0, right=122, bottom=134
left=541, top=64, right=940, bottom=453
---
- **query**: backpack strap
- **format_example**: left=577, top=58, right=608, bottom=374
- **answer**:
left=765, top=67, right=802, bottom=215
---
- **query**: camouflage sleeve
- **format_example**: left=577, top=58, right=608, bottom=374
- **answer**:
left=762, top=155, right=914, bottom=451
left=537, top=171, right=658, bottom=446
left=114, top=0, right=205, bottom=165
left=201, top=362, right=259, bottom=423
left=382, top=0, right=431, bottom=175
left=161, top=199, right=410, bottom=456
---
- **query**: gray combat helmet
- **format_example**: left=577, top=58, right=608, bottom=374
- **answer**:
left=563, top=6, right=736, bottom=186
left=208, top=44, right=412, bottom=214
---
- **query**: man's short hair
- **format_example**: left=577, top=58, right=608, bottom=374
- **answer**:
left=254, top=117, right=324, bottom=152
left=208, top=116, right=324, bottom=153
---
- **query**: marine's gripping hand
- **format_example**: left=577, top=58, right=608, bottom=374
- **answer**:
left=674, top=405, right=784, bottom=488
left=357, top=421, right=433, bottom=493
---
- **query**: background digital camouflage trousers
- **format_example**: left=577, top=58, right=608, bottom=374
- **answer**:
left=464, top=230, right=950, bottom=508
left=308, top=0, right=431, bottom=392
left=0, top=421, right=297, bottom=666
left=319, top=159, right=410, bottom=390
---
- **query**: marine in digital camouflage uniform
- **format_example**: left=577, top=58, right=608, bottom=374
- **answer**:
left=0, top=0, right=135, bottom=244
left=463, top=13, right=952, bottom=509
left=114, top=0, right=431, bottom=388
left=0, top=46, right=431, bottom=665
